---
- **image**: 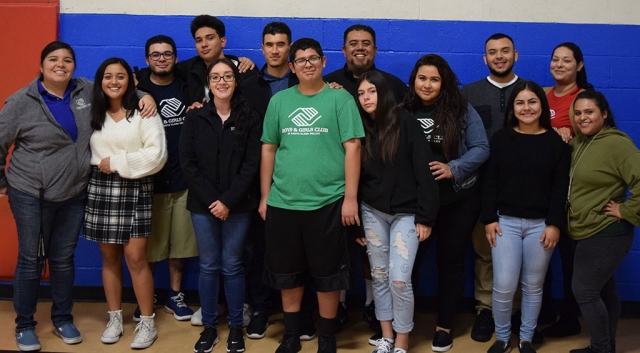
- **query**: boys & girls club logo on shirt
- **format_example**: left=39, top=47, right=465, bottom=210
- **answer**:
left=75, top=98, right=91, bottom=110
left=281, top=107, right=328, bottom=135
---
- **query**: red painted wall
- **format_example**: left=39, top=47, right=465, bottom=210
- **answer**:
left=0, top=0, right=59, bottom=281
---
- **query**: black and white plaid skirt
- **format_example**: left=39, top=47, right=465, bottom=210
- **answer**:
left=84, top=166, right=154, bottom=244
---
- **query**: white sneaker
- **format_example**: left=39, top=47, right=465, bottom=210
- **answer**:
left=242, top=303, right=253, bottom=327
left=191, top=307, right=203, bottom=326
left=101, top=310, right=123, bottom=344
left=131, top=313, right=158, bottom=349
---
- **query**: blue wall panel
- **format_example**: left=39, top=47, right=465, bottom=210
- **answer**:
left=59, top=14, right=640, bottom=300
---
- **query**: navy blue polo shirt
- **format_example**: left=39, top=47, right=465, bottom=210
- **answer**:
left=263, top=69, right=290, bottom=96
left=37, top=80, right=78, bottom=142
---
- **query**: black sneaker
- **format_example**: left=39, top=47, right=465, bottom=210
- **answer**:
left=487, top=340, right=511, bottom=353
left=431, top=330, right=453, bottom=352
left=471, top=308, right=495, bottom=342
left=276, top=333, right=301, bottom=353
left=540, top=316, right=581, bottom=338
left=246, top=312, right=269, bottom=339
left=194, top=326, right=219, bottom=353
left=227, top=326, right=245, bottom=353
left=569, top=347, right=597, bottom=353
left=362, top=301, right=381, bottom=331
left=532, top=329, right=543, bottom=345
left=369, top=331, right=397, bottom=346
left=317, top=334, right=337, bottom=353
left=518, top=341, right=536, bottom=353
left=300, top=314, right=316, bottom=341
left=334, top=302, right=348, bottom=333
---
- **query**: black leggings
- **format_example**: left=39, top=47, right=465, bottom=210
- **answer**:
left=412, top=190, right=481, bottom=330
left=572, top=229, right=634, bottom=353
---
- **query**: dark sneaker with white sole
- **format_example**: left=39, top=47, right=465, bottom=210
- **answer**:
left=227, top=326, right=245, bottom=353
left=194, top=326, right=219, bottom=353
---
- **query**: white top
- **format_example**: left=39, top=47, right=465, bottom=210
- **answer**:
left=90, top=110, right=167, bottom=179
left=487, top=75, right=519, bottom=89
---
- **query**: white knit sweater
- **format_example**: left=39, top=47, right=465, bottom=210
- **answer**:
left=90, top=111, right=167, bottom=179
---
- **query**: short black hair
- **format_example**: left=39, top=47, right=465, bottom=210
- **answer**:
left=343, top=24, right=376, bottom=46
left=145, top=35, right=177, bottom=57
left=190, top=15, right=225, bottom=39
left=485, top=33, right=514, bottom=47
left=262, top=21, right=292, bottom=44
left=289, top=38, right=323, bottom=62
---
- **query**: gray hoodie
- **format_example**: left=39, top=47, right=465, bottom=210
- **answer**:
left=0, top=77, right=93, bottom=201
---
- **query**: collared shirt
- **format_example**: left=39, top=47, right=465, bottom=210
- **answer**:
left=262, top=69, right=291, bottom=96
left=37, top=80, right=78, bottom=142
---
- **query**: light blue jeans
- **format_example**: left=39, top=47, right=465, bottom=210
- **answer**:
left=361, top=202, right=418, bottom=334
left=491, top=215, right=554, bottom=342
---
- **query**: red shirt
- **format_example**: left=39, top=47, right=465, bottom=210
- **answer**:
left=547, top=86, right=580, bottom=136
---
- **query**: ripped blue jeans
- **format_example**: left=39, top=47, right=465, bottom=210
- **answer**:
left=361, top=202, right=419, bottom=333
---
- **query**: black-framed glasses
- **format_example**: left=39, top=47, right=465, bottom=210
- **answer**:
left=292, top=55, right=322, bottom=67
left=209, top=74, right=235, bottom=83
left=148, top=51, right=175, bottom=60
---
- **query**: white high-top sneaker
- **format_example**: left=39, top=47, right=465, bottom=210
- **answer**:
left=131, top=313, right=158, bottom=349
left=101, top=310, right=123, bottom=344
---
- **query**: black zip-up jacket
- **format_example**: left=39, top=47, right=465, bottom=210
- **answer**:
left=359, top=109, right=440, bottom=226
left=323, top=64, right=408, bottom=104
left=179, top=102, right=262, bottom=214
left=241, top=64, right=299, bottom=117
left=177, top=55, right=258, bottom=106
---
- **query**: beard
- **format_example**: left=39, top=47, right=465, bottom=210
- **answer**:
left=489, top=64, right=514, bottom=78
left=152, top=68, right=173, bottom=78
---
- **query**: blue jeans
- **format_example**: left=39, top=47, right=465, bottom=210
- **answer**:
left=191, top=210, right=252, bottom=328
left=7, top=185, right=86, bottom=332
left=361, top=202, right=418, bottom=334
left=491, top=215, right=553, bottom=342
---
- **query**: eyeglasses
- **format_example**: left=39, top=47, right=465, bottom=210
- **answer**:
left=209, top=74, right=235, bottom=83
left=292, top=55, right=322, bottom=67
left=148, top=51, right=175, bottom=60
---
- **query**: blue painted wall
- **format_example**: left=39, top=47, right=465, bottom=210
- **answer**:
left=59, top=14, right=640, bottom=300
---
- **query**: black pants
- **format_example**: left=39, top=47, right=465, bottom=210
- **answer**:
left=244, top=210, right=272, bottom=314
left=412, top=190, right=480, bottom=329
left=572, top=229, right=634, bottom=353
left=541, top=227, right=580, bottom=319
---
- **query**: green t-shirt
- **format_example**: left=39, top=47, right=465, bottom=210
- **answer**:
left=261, top=84, right=365, bottom=210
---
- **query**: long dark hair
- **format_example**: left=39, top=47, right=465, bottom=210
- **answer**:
left=403, top=54, right=467, bottom=160
left=207, top=57, right=252, bottom=152
left=504, top=80, right=552, bottom=131
left=355, top=70, right=401, bottom=164
left=573, top=90, right=616, bottom=129
left=91, top=58, right=138, bottom=131
left=552, top=42, right=593, bottom=90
